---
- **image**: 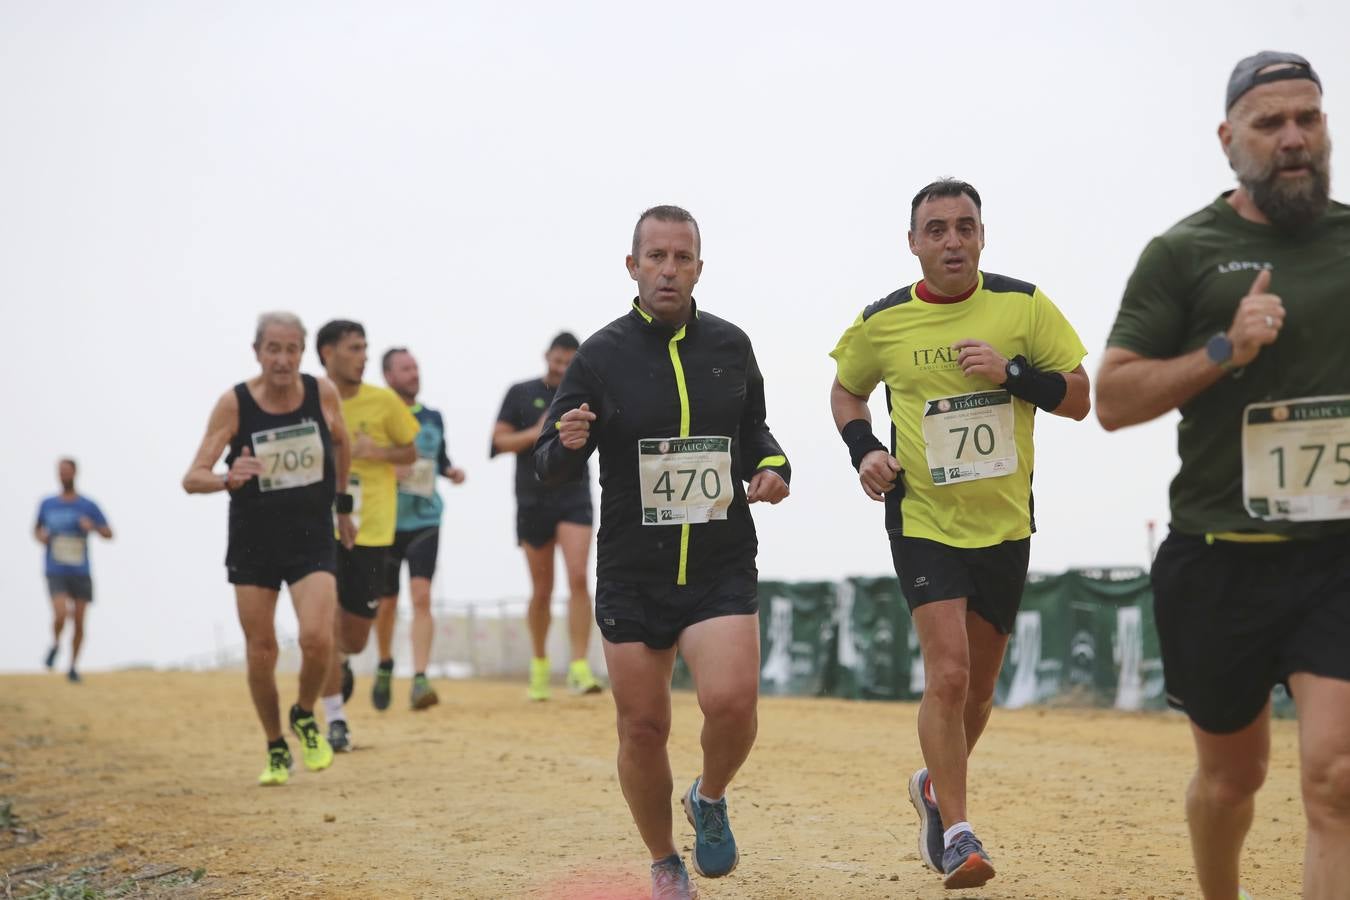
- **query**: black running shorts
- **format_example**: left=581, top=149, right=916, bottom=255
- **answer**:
left=47, top=574, right=94, bottom=603
left=889, top=535, right=1030, bottom=634
left=517, top=485, right=593, bottom=548
left=226, top=513, right=336, bottom=591
left=1151, top=530, right=1350, bottom=734
left=595, top=570, right=758, bottom=650
left=337, top=544, right=389, bottom=619
left=379, top=526, right=440, bottom=595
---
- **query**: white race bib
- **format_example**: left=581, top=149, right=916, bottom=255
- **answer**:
left=398, top=458, right=437, bottom=498
left=1242, top=395, right=1350, bottom=521
left=921, top=390, right=1018, bottom=486
left=253, top=421, right=324, bottom=493
left=336, top=474, right=363, bottom=533
left=51, top=534, right=87, bottom=566
left=638, top=436, right=734, bottom=526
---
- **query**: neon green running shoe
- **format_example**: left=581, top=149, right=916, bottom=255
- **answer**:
left=288, top=704, right=334, bottom=771
left=527, top=657, right=551, bottom=701
left=258, top=746, right=292, bottom=786
left=567, top=658, right=603, bottom=695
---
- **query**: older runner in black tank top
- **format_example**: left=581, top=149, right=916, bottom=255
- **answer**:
left=227, top=374, right=336, bottom=513
left=183, top=313, right=352, bottom=786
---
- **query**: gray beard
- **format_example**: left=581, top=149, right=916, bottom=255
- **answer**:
left=1237, top=153, right=1332, bottom=233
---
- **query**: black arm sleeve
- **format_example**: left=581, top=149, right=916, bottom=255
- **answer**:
left=534, top=352, right=602, bottom=487
left=736, top=344, right=791, bottom=485
left=1003, top=355, right=1068, bottom=412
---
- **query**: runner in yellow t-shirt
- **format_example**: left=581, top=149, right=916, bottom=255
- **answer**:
left=829, top=179, right=1089, bottom=889
left=316, top=319, right=419, bottom=751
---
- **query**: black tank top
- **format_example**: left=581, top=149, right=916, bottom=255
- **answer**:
left=227, top=374, right=336, bottom=520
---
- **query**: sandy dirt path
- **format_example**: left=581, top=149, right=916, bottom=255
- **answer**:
left=0, top=671, right=1304, bottom=898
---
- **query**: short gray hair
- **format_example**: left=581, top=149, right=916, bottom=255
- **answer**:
left=254, top=311, right=307, bottom=348
left=632, top=205, right=701, bottom=258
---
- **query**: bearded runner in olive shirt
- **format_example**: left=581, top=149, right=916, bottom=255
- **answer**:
left=1098, top=52, right=1350, bottom=900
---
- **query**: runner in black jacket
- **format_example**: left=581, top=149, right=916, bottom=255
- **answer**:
left=534, top=205, right=789, bottom=899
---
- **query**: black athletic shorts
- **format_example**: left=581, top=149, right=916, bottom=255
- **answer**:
left=1151, top=530, right=1350, bottom=734
left=337, top=544, right=389, bottom=619
left=889, top=535, right=1030, bottom=634
left=379, top=526, right=440, bottom=595
left=595, top=570, right=758, bottom=650
left=226, top=514, right=336, bottom=591
left=47, top=574, right=93, bottom=603
left=517, top=484, right=593, bottom=549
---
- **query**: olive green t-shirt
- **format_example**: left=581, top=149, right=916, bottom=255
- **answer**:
left=1107, top=192, right=1350, bottom=539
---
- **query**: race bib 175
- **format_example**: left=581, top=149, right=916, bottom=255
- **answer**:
left=1242, top=395, right=1350, bottom=522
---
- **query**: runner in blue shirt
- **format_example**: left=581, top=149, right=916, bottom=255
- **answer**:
left=373, top=348, right=466, bottom=711
left=34, top=458, right=112, bottom=683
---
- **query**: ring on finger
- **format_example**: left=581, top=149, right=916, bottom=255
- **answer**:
left=1264, top=314, right=1275, bottom=328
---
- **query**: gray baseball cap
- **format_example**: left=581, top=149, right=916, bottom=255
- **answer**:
left=1227, top=51, right=1322, bottom=111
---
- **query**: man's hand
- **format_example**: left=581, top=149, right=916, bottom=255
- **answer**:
left=352, top=431, right=379, bottom=461
left=336, top=513, right=356, bottom=550
left=952, top=339, right=1009, bottom=384
left=859, top=449, right=901, bottom=501
left=394, top=464, right=413, bottom=480
left=747, top=469, right=789, bottom=504
left=36, top=526, right=50, bottom=545
left=557, top=403, right=596, bottom=450
left=78, top=516, right=94, bottom=533
left=445, top=467, right=466, bottom=485
left=1228, top=269, right=1284, bottom=368
left=227, top=446, right=263, bottom=490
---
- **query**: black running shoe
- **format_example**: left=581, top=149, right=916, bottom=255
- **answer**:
left=372, top=663, right=392, bottom=711
left=44, top=646, right=58, bottom=670
left=328, top=718, right=352, bottom=752
left=341, top=659, right=354, bottom=703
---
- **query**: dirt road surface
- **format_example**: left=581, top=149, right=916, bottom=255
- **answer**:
left=0, top=671, right=1304, bottom=898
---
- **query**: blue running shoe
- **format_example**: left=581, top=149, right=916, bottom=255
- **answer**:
left=650, top=853, right=698, bottom=899
left=942, top=830, right=995, bottom=889
left=682, top=778, right=738, bottom=878
left=908, top=768, right=945, bottom=873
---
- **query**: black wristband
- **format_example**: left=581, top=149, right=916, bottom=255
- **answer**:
left=1003, top=355, right=1067, bottom=412
left=334, top=492, right=354, bottom=514
left=841, top=419, right=887, bottom=471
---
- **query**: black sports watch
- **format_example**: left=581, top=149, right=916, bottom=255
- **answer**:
left=335, top=492, right=354, bottom=514
left=1205, top=332, right=1235, bottom=370
left=1005, top=358, right=1023, bottom=382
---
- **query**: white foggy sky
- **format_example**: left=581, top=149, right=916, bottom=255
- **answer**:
left=3, top=1, right=1346, bottom=671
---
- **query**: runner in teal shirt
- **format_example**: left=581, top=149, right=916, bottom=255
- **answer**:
left=374, top=349, right=465, bottom=710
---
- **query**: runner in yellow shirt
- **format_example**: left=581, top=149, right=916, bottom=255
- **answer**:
left=829, top=179, right=1089, bottom=889
left=316, top=319, right=419, bottom=750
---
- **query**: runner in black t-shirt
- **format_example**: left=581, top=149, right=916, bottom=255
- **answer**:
left=491, top=333, right=602, bottom=700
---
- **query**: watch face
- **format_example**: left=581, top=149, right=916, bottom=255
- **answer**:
left=1206, top=333, right=1233, bottom=364
left=1008, top=362, right=1021, bottom=378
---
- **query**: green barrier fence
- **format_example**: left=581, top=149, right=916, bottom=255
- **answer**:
left=671, top=568, right=1294, bottom=715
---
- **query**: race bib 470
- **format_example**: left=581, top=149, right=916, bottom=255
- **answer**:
left=638, top=436, right=734, bottom=525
